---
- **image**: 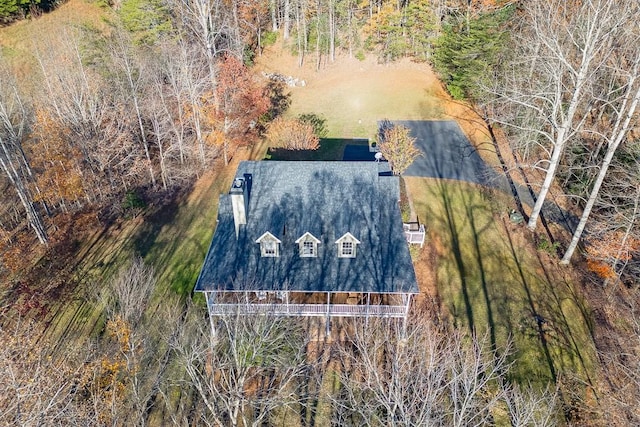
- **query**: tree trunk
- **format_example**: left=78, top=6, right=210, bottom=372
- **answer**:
left=328, top=0, right=335, bottom=62
left=283, top=0, right=290, bottom=39
left=315, top=0, right=322, bottom=71
left=527, top=46, right=596, bottom=230
left=0, top=139, right=48, bottom=244
left=561, top=77, right=640, bottom=264
left=270, top=0, right=278, bottom=31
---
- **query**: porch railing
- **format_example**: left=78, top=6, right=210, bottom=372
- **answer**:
left=208, top=303, right=407, bottom=318
left=403, top=223, right=426, bottom=247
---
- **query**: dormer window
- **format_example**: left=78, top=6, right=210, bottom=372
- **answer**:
left=263, top=241, right=278, bottom=256
left=302, top=241, right=315, bottom=256
left=295, top=232, right=320, bottom=258
left=341, top=241, right=354, bottom=257
left=336, top=232, right=361, bottom=258
left=256, top=232, right=281, bottom=257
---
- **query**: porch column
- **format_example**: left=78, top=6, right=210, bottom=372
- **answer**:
left=325, top=292, right=331, bottom=337
left=285, top=291, right=289, bottom=314
left=402, top=293, right=412, bottom=338
left=365, top=292, right=371, bottom=327
left=206, top=291, right=217, bottom=339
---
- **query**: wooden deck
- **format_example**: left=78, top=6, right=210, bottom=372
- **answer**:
left=404, top=222, right=426, bottom=247
left=208, top=303, right=407, bottom=318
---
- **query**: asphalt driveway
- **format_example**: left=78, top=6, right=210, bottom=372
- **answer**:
left=381, top=120, right=578, bottom=231
left=398, top=120, right=494, bottom=184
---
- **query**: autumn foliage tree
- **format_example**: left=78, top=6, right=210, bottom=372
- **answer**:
left=378, top=122, right=422, bottom=175
left=87, top=257, right=170, bottom=425
left=213, top=55, right=269, bottom=164
left=265, top=116, right=319, bottom=150
left=584, top=229, right=640, bottom=283
left=25, top=109, right=84, bottom=213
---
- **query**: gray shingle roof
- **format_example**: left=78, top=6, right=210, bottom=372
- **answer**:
left=194, top=161, right=419, bottom=294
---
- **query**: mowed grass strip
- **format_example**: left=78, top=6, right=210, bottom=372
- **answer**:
left=141, top=157, right=242, bottom=301
left=405, top=177, right=596, bottom=387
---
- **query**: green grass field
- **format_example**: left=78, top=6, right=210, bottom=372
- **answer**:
left=406, top=177, right=596, bottom=386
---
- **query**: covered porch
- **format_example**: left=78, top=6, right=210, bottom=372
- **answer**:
left=204, top=290, right=413, bottom=319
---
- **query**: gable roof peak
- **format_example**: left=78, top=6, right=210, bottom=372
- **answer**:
left=255, top=231, right=281, bottom=243
left=295, top=231, right=321, bottom=244
left=335, top=232, right=361, bottom=244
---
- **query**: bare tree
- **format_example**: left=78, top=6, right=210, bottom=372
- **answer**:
left=503, top=383, right=559, bottom=427
left=89, top=257, right=174, bottom=426
left=580, top=147, right=640, bottom=284
left=107, top=29, right=157, bottom=189
left=152, top=39, right=212, bottom=168
left=332, top=314, right=520, bottom=426
left=561, top=6, right=640, bottom=263
left=488, top=0, right=622, bottom=231
left=171, top=303, right=310, bottom=427
left=99, top=256, right=157, bottom=326
left=0, top=61, right=48, bottom=244
left=0, top=318, right=90, bottom=425
left=167, top=0, right=246, bottom=88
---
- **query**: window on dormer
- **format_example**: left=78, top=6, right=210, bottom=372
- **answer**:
left=340, top=241, right=354, bottom=257
left=336, top=232, right=360, bottom=258
left=296, top=232, right=320, bottom=258
left=302, top=241, right=315, bottom=256
left=263, top=240, right=278, bottom=257
left=256, top=232, right=281, bottom=257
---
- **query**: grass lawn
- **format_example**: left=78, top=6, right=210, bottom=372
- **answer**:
left=255, top=53, right=445, bottom=139
left=42, top=154, right=244, bottom=346
left=0, top=0, right=109, bottom=85
left=406, top=177, right=596, bottom=387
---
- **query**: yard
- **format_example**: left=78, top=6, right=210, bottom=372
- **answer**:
left=406, top=178, right=595, bottom=386
left=255, top=44, right=597, bottom=391
left=3, top=20, right=597, bottom=407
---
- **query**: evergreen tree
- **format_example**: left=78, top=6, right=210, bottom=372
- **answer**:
left=433, top=7, right=511, bottom=100
left=0, top=0, right=39, bottom=22
left=118, top=0, right=173, bottom=45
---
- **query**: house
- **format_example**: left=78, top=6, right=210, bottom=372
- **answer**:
left=194, top=161, right=419, bottom=331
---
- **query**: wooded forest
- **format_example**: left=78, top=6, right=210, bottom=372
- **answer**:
left=1, top=0, right=640, bottom=425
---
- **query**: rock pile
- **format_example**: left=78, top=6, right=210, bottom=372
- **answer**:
left=263, top=72, right=306, bottom=87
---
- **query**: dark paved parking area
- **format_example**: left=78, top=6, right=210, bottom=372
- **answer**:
left=398, top=120, right=493, bottom=184
left=383, top=120, right=578, bottom=231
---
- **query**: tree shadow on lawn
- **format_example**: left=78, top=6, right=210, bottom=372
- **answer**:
left=412, top=178, right=596, bottom=391
left=39, top=199, right=182, bottom=349
left=265, top=138, right=369, bottom=161
left=73, top=186, right=205, bottom=298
